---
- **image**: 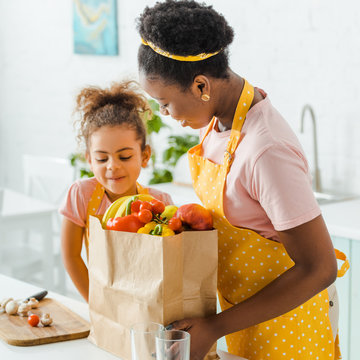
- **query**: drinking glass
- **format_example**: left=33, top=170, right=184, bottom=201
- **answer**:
left=156, top=330, right=190, bottom=360
left=130, top=322, right=164, bottom=360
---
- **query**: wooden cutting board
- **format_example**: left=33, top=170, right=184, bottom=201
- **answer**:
left=0, top=298, right=90, bottom=346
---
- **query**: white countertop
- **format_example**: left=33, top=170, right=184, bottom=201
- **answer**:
left=320, top=198, right=360, bottom=241
left=151, top=182, right=360, bottom=241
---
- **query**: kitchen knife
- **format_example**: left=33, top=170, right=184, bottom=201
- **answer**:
left=25, top=290, right=48, bottom=302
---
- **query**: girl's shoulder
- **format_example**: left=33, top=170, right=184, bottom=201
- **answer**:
left=63, top=177, right=101, bottom=211
left=59, top=177, right=100, bottom=227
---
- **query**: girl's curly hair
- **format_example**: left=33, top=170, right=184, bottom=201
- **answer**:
left=137, top=0, right=234, bottom=89
left=74, top=81, right=150, bottom=150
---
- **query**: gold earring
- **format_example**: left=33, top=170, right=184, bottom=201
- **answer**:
left=201, top=94, right=210, bottom=102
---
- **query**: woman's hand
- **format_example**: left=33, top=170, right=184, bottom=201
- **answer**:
left=171, top=316, right=219, bottom=360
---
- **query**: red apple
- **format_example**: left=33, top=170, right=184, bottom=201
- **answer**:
left=174, top=204, right=213, bottom=230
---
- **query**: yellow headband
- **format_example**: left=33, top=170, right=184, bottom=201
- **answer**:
left=141, top=38, right=221, bottom=62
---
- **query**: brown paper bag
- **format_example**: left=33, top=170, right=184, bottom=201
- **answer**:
left=87, top=216, right=219, bottom=360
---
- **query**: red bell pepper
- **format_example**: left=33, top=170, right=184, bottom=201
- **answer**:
left=106, top=214, right=144, bottom=232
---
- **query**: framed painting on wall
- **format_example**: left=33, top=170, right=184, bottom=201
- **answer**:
left=73, top=0, right=118, bottom=55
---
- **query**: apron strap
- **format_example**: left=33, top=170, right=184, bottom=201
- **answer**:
left=195, top=79, right=255, bottom=169
left=224, top=80, right=254, bottom=168
left=135, top=182, right=150, bottom=195
left=334, top=248, right=350, bottom=277
left=85, top=181, right=106, bottom=254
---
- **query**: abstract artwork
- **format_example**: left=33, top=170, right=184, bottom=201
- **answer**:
left=73, top=0, right=118, bottom=55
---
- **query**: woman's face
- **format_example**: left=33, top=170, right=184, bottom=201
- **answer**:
left=139, top=72, right=214, bottom=129
left=87, top=125, right=150, bottom=202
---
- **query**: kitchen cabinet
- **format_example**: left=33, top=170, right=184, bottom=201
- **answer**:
left=332, top=236, right=360, bottom=360
left=320, top=198, right=360, bottom=360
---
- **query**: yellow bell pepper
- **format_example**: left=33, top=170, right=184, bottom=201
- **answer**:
left=161, top=225, right=175, bottom=237
left=137, top=221, right=157, bottom=234
left=137, top=222, right=175, bottom=236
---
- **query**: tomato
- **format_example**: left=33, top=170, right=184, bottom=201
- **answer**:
left=168, top=217, right=182, bottom=231
left=28, top=314, right=40, bottom=327
left=107, top=214, right=144, bottom=232
left=131, top=200, right=142, bottom=214
left=150, top=199, right=165, bottom=214
left=137, top=209, right=153, bottom=224
left=139, top=201, right=152, bottom=212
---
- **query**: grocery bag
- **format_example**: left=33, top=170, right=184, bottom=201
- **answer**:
left=87, top=216, right=219, bottom=360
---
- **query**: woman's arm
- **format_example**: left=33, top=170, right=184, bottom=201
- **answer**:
left=61, top=217, right=89, bottom=302
left=172, top=214, right=338, bottom=359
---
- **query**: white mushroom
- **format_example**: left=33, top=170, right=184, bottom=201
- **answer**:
left=5, top=300, right=19, bottom=315
left=0, top=306, right=5, bottom=314
left=40, top=313, right=53, bottom=326
left=0, top=297, right=13, bottom=308
left=28, top=297, right=39, bottom=309
left=17, top=302, right=32, bottom=317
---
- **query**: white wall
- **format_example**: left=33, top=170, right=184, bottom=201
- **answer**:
left=1, top=0, right=359, bottom=194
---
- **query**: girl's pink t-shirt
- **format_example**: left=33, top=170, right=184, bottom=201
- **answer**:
left=59, top=177, right=173, bottom=227
left=200, top=91, right=321, bottom=241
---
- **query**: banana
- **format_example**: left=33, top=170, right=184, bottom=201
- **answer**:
left=101, top=195, right=133, bottom=228
left=136, top=193, right=155, bottom=203
left=114, top=194, right=155, bottom=218
left=114, top=198, right=133, bottom=219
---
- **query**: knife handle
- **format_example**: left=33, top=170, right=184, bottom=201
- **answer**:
left=25, top=290, right=48, bottom=301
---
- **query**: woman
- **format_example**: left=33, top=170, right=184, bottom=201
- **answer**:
left=136, top=1, right=348, bottom=359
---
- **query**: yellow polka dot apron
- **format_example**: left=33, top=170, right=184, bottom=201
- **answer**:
left=188, top=79, right=349, bottom=360
left=84, top=181, right=149, bottom=256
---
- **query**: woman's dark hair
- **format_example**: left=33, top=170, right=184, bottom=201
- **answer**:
left=137, top=0, right=234, bottom=89
left=74, top=81, right=150, bottom=151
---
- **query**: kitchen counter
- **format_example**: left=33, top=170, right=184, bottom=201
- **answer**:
left=320, top=198, right=360, bottom=241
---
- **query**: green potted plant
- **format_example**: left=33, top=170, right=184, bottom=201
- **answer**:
left=146, top=99, right=199, bottom=184
left=69, top=152, right=93, bottom=178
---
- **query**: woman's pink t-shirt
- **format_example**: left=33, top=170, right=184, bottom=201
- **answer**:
left=200, top=91, right=320, bottom=241
left=59, top=177, right=173, bottom=227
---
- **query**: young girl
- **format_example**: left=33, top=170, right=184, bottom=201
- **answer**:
left=60, top=81, right=172, bottom=302
left=136, top=1, right=349, bottom=359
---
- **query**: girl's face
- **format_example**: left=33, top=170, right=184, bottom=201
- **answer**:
left=139, top=72, right=214, bottom=129
left=87, top=125, right=151, bottom=202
